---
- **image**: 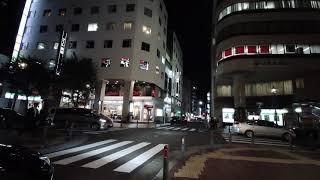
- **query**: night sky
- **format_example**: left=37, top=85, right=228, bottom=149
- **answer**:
left=0, top=0, right=213, bottom=100
left=164, top=0, right=213, bottom=100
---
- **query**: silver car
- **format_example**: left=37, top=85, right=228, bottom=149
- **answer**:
left=233, top=120, right=296, bottom=141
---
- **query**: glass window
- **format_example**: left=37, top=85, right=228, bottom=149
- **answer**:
left=37, top=42, right=45, bottom=50
left=224, top=48, right=232, bottom=57
left=310, top=45, right=320, bottom=53
left=296, top=78, right=304, bottom=89
left=101, top=58, right=111, bottom=67
left=88, top=23, right=98, bottom=31
left=68, top=41, right=77, bottom=49
left=71, top=24, right=80, bottom=32
left=43, top=9, right=51, bottom=16
left=39, top=25, right=48, bottom=33
left=123, top=22, right=133, bottom=31
left=106, top=22, right=116, bottom=30
left=157, top=49, right=160, bottom=58
left=53, top=42, right=59, bottom=49
left=56, top=24, right=64, bottom=32
left=104, top=40, right=113, bottom=48
left=108, top=5, right=117, bottom=13
left=74, top=7, right=82, bottom=15
left=141, top=42, right=150, bottom=52
left=285, top=44, right=296, bottom=53
left=159, top=17, right=162, bottom=26
left=235, top=46, right=245, bottom=54
left=86, top=40, right=95, bottom=48
left=58, top=8, right=66, bottom=16
left=156, top=66, right=160, bottom=74
left=259, top=45, right=270, bottom=54
left=122, top=39, right=132, bottom=48
left=247, top=45, right=257, bottom=54
left=217, top=85, right=232, bottom=97
left=126, top=4, right=135, bottom=12
left=91, top=6, right=99, bottom=14
left=142, top=25, right=152, bottom=35
left=120, top=58, right=130, bottom=67
left=144, top=7, right=152, bottom=17
left=296, top=44, right=310, bottom=54
left=140, top=60, right=149, bottom=70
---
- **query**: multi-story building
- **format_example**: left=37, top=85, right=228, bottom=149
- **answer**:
left=13, top=0, right=171, bottom=122
left=191, top=82, right=198, bottom=116
left=182, top=76, right=192, bottom=117
left=212, top=0, right=320, bottom=125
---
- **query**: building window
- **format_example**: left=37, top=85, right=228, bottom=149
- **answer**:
left=141, top=42, right=150, bottom=52
left=310, top=45, right=320, bottom=53
left=37, top=42, right=46, bottom=50
left=88, top=23, right=98, bottom=31
left=56, top=24, right=64, bottom=32
left=142, top=25, right=152, bottom=35
left=108, top=5, right=117, bottom=13
left=58, top=8, right=66, bottom=16
left=101, top=58, right=111, bottom=67
left=74, top=7, right=82, bottom=15
left=159, top=17, right=162, bottom=26
left=156, top=66, right=160, bottom=74
left=104, top=40, right=113, bottom=48
left=123, top=22, right=133, bottom=31
left=71, top=24, right=80, bottom=32
left=157, top=49, right=160, bottom=58
left=235, top=46, right=245, bottom=55
left=140, top=60, right=149, bottom=70
left=53, top=42, right=59, bottom=50
left=217, top=85, right=232, bottom=97
left=91, top=6, right=99, bottom=14
left=296, top=44, right=310, bottom=54
left=106, top=22, right=116, bottom=30
left=296, top=78, right=304, bottom=89
left=285, top=44, right=296, bottom=54
left=39, top=25, right=48, bottom=33
left=126, top=4, right=135, bottom=12
left=86, top=41, right=95, bottom=48
left=160, top=3, right=163, bottom=11
left=224, top=48, right=232, bottom=57
left=157, top=32, right=161, bottom=40
left=259, top=45, right=270, bottom=54
left=120, top=57, right=130, bottom=67
left=68, top=41, right=77, bottom=49
left=144, top=7, right=152, bottom=17
left=163, top=41, right=166, bottom=49
left=247, top=45, right=257, bottom=54
left=122, top=39, right=132, bottom=48
left=43, top=9, right=51, bottom=16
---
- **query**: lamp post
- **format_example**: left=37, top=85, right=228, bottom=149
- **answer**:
left=271, top=86, right=278, bottom=126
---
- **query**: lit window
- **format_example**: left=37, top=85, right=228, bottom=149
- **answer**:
left=142, top=25, right=152, bottom=35
left=156, top=66, right=160, bottom=74
left=247, top=45, right=257, bottom=54
left=296, top=45, right=310, bottom=54
left=310, top=45, right=320, bottom=53
left=120, top=57, right=130, bottom=67
left=140, top=60, right=149, bottom=70
left=58, top=8, right=66, bottom=16
left=124, top=22, right=133, bottom=31
left=101, top=58, right=111, bottom=67
left=53, top=42, right=59, bottom=49
left=43, top=9, right=51, bottom=16
left=235, top=46, right=245, bottom=54
left=224, top=48, right=232, bottom=57
left=162, top=56, right=165, bottom=64
left=106, top=22, right=116, bottom=30
left=259, top=45, right=270, bottom=54
left=88, top=23, right=98, bottom=31
left=37, top=42, right=45, bottom=50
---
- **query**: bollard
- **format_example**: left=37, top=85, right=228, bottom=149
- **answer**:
left=68, top=122, right=74, bottom=140
left=181, top=136, right=185, bottom=153
left=163, top=145, right=169, bottom=180
left=228, top=126, right=232, bottom=144
left=251, top=133, right=254, bottom=144
left=136, top=119, right=139, bottom=128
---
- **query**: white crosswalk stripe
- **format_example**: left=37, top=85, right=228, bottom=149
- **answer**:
left=222, top=134, right=290, bottom=147
left=46, top=139, right=117, bottom=158
left=54, top=141, right=133, bottom=165
left=155, top=126, right=200, bottom=132
left=189, top=128, right=196, bottom=132
left=181, top=128, right=189, bottom=131
left=165, top=127, right=175, bottom=130
left=46, top=139, right=167, bottom=173
left=114, top=144, right=166, bottom=173
left=172, top=127, right=182, bottom=130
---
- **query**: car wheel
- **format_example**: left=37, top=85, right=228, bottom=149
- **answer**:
left=245, top=130, right=254, bottom=138
left=91, top=123, right=100, bottom=131
left=282, top=133, right=290, bottom=141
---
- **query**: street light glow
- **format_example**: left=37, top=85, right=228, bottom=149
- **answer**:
left=271, top=86, right=277, bottom=94
left=18, top=62, right=28, bottom=69
left=199, top=101, right=203, bottom=105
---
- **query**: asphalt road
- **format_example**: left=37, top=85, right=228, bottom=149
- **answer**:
left=47, top=122, right=217, bottom=180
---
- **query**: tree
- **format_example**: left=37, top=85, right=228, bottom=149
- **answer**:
left=56, top=58, right=97, bottom=107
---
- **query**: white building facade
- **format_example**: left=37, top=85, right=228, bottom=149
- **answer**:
left=14, top=0, right=171, bottom=122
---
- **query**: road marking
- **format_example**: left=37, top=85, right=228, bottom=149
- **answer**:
left=181, top=128, right=189, bottom=131
left=46, top=139, right=117, bottom=158
left=54, top=141, right=133, bottom=165
left=189, top=129, right=196, bottom=132
left=165, top=127, right=175, bottom=130
left=82, top=142, right=150, bottom=169
left=114, top=144, right=166, bottom=173
left=172, top=127, right=182, bottom=130
left=156, top=127, right=167, bottom=130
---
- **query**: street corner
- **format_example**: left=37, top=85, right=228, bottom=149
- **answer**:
left=172, top=146, right=320, bottom=180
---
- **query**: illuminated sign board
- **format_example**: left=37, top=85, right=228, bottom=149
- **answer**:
left=55, top=31, right=68, bottom=76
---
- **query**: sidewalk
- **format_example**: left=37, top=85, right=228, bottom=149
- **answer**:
left=171, top=144, right=320, bottom=180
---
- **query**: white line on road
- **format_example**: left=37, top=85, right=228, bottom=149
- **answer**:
left=46, top=139, right=117, bottom=158
left=156, top=127, right=167, bottom=130
left=172, top=127, right=182, bottom=130
left=165, top=127, right=175, bottom=130
left=82, top=142, right=150, bottom=169
left=181, top=128, right=189, bottom=131
left=225, top=139, right=290, bottom=147
left=54, top=141, right=133, bottom=165
left=114, top=144, right=166, bottom=173
left=189, top=129, right=196, bottom=132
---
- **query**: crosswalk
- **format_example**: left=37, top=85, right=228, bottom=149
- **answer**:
left=156, top=126, right=197, bottom=132
left=222, top=134, right=291, bottom=147
left=45, top=139, right=166, bottom=173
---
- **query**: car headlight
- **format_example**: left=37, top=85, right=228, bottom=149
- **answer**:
left=40, top=156, right=51, bottom=165
left=99, top=119, right=107, bottom=123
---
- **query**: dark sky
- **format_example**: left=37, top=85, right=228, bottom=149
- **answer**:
left=164, top=0, right=213, bottom=100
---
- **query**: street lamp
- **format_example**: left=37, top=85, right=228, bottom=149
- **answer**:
left=18, top=62, right=28, bottom=69
left=271, top=86, right=278, bottom=125
left=199, top=101, right=203, bottom=105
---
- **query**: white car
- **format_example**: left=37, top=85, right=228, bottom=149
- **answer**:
left=233, top=120, right=296, bottom=141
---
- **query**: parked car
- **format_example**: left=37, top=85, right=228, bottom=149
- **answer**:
left=170, top=116, right=187, bottom=125
left=46, top=108, right=113, bottom=130
left=233, top=120, right=296, bottom=141
left=0, top=144, right=54, bottom=180
left=0, top=108, right=27, bottom=129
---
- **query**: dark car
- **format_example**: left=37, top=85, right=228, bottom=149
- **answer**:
left=170, top=116, right=187, bottom=125
left=0, top=108, right=27, bottom=129
left=0, top=144, right=54, bottom=180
